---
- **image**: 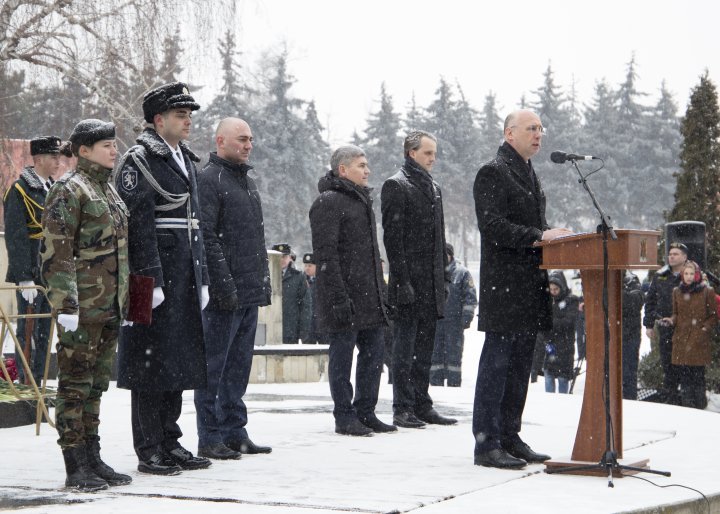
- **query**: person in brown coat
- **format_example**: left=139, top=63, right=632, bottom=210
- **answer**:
left=662, top=261, right=717, bottom=409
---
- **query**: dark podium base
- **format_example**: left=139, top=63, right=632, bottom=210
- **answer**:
left=545, top=458, right=650, bottom=477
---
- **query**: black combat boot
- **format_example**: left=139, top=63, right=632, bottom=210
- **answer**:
left=86, top=436, right=132, bottom=486
left=62, top=446, right=108, bottom=492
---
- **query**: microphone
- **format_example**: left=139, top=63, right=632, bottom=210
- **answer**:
left=550, top=151, right=599, bottom=163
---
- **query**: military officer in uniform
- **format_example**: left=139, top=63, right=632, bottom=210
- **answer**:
left=273, top=243, right=309, bottom=344
left=116, top=82, right=211, bottom=475
left=301, top=252, right=325, bottom=344
left=4, top=136, right=60, bottom=385
left=430, top=243, right=477, bottom=387
left=41, top=119, right=131, bottom=491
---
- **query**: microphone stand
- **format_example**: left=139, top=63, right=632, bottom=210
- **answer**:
left=545, top=158, right=671, bottom=487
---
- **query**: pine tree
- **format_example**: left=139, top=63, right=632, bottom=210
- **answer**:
left=529, top=63, right=577, bottom=228
left=192, top=31, right=253, bottom=160
left=362, top=83, right=403, bottom=184
left=668, top=71, right=720, bottom=269
left=251, top=49, right=325, bottom=250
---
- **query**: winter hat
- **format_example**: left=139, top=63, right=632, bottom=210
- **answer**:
left=30, top=136, right=62, bottom=156
left=548, top=272, right=565, bottom=288
left=303, top=253, right=314, bottom=264
left=142, top=82, right=200, bottom=123
left=69, top=119, right=115, bottom=148
left=272, top=243, right=292, bottom=255
left=445, top=243, right=454, bottom=259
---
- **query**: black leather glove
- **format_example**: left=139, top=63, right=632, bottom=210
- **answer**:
left=332, top=298, right=354, bottom=324
left=462, top=314, right=473, bottom=330
left=216, top=292, right=240, bottom=311
left=397, top=283, right=415, bottom=305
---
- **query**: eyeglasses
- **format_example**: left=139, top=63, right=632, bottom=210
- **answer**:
left=511, top=124, right=547, bottom=135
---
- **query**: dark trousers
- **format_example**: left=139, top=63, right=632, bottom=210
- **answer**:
left=430, top=319, right=464, bottom=387
left=392, top=316, right=436, bottom=415
left=194, top=307, right=258, bottom=447
left=327, top=326, right=384, bottom=423
left=472, top=331, right=536, bottom=453
left=131, top=389, right=184, bottom=461
left=15, top=291, right=51, bottom=384
left=622, top=335, right=641, bottom=400
left=658, top=326, right=680, bottom=404
left=675, top=364, right=706, bottom=409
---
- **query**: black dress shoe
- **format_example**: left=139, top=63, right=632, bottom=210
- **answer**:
left=392, top=411, right=426, bottom=429
left=359, top=414, right=398, bottom=433
left=502, top=440, right=551, bottom=463
left=415, top=408, right=457, bottom=425
left=165, top=446, right=212, bottom=470
left=335, top=418, right=373, bottom=436
left=198, top=443, right=242, bottom=460
left=474, top=448, right=527, bottom=469
left=226, top=438, right=273, bottom=454
left=137, top=452, right=183, bottom=475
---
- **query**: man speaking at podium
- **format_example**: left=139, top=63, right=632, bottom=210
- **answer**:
left=472, top=109, right=572, bottom=469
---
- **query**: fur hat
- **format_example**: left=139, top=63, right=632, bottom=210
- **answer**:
left=142, top=82, right=200, bottom=123
left=272, top=243, right=292, bottom=255
left=69, top=119, right=115, bottom=147
left=30, top=136, right=62, bottom=156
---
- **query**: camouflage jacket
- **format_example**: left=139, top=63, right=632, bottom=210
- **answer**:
left=40, top=156, right=129, bottom=322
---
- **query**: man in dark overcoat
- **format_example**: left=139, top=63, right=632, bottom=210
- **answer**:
left=381, top=130, right=456, bottom=429
left=472, top=109, right=571, bottom=469
left=194, top=117, right=272, bottom=460
left=310, top=145, right=394, bottom=436
left=274, top=243, right=308, bottom=343
left=116, top=82, right=211, bottom=475
left=643, top=242, right=688, bottom=404
left=4, top=136, right=60, bottom=385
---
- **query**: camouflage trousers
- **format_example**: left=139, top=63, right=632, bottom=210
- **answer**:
left=55, top=321, right=118, bottom=449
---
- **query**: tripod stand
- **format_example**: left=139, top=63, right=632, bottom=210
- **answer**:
left=544, top=159, right=671, bottom=487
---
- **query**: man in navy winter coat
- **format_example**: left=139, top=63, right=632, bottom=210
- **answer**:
left=194, top=118, right=272, bottom=460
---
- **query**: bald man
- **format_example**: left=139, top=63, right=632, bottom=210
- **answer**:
left=472, top=110, right=571, bottom=469
left=194, top=118, right=272, bottom=460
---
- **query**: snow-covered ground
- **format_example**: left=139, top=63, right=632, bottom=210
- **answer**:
left=2, top=326, right=720, bottom=514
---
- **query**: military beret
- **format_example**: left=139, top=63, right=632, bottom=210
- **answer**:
left=69, top=119, right=115, bottom=148
left=271, top=243, right=292, bottom=255
left=143, top=82, right=200, bottom=123
left=30, top=136, right=62, bottom=156
left=303, top=253, right=314, bottom=264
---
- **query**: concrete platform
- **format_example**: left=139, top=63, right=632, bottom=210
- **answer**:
left=1, top=378, right=719, bottom=513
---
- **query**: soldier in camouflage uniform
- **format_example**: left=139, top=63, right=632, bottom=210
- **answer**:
left=41, top=119, right=131, bottom=491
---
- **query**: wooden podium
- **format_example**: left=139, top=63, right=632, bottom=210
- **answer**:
left=537, top=229, right=660, bottom=475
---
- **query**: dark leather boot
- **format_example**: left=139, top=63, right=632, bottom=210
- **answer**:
left=62, top=446, right=109, bottom=491
left=86, top=436, right=132, bottom=486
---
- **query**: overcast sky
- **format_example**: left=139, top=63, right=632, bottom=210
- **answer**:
left=189, top=0, right=719, bottom=146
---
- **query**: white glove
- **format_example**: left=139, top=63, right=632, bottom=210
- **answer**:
left=121, top=320, right=134, bottom=327
left=19, top=281, right=37, bottom=303
left=57, top=314, right=79, bottom=332
left=152, top=287, right=165, bottom=309
left=201, top=285, right=209, bottom=310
